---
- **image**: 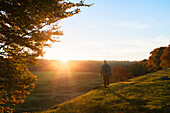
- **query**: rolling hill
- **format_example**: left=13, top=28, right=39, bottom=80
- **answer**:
left=41, top=68, right=170, bottom=113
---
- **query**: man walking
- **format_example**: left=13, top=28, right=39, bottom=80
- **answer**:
left=101, top=60, right=111, bottom=89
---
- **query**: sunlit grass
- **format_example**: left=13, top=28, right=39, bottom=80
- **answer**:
left=15, top=71, right=102, bottom=112
left=43, top=68, right=170, bottom=113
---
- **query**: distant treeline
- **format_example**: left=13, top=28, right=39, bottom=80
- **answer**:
left=28, top=60, right=133, bottom=72
left=28, top=45, right=169, bottom=83
left=110, top=45, right=170, bottom=82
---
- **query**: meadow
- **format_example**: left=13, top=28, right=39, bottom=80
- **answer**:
left=15, top=71, right=103, bottom=112
left=15, top=60, right=132, bottom=112
left=43, top=68, right=170, bottom=113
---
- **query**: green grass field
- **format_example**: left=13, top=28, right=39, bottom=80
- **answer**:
left=42, top=69, right=170, bottom=113
left=15, top=71, right=103, bottom=112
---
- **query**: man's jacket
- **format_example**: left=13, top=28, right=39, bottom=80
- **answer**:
left=101, top=63, right=111, bottom=76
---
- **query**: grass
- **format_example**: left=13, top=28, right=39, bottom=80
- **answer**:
left=15, top=71, right=103, bottom=112
left=41, top=68, right=170, bottom=113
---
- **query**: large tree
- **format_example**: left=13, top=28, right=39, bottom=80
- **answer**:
left=0, top=0, right=92, bottom=112
left=147, top=47, right=166, bottom=72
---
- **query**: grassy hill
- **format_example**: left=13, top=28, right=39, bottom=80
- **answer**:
left=15, top=72, right=103, bottom=112
left=41, top=68, right=170, bottom=113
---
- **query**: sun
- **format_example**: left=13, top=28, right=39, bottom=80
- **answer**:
left=60, top=58, right=69, bottom=63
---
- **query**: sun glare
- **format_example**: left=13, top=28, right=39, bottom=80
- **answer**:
left=60, top=58, right=68, bottom=63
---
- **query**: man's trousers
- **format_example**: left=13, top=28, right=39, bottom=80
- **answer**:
left=103, top=75, right=110, bottom=88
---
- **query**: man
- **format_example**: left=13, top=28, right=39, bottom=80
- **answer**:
left=101, top=60, right=111, bottom=89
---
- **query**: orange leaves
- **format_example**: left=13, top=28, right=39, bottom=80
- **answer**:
left=111, top=66, right=132, bottom=82
left=160, top=45, right=170, bottom=68
left=0, top=58, right=38, bottom=111
left=0, top=91, right=6, bottom=105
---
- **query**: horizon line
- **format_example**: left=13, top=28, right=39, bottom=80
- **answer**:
left=37, top=58, right=143, bottom=62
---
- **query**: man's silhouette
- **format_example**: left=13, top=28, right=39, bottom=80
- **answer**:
left=101, top=60, right=111, bottom=89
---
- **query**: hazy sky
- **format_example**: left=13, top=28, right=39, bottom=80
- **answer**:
left=43, top=0, right=170, bottom=61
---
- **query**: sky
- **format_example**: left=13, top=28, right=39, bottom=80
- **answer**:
left=43, top=0, right=170, bottom=61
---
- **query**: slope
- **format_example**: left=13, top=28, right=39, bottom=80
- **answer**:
left=42, top=68, right=170, bottom=113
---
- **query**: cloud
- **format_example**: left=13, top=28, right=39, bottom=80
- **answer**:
left=44, top=35, right=170, bottom=61
left=73, top=36, right=169, bottom=60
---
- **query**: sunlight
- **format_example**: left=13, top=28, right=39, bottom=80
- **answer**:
left=60, top=58, right=68, bottom=63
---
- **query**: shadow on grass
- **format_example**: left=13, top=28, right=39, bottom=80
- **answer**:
left=108, top=89, right=168, bottom=113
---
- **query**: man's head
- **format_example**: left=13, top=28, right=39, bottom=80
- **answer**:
left=104, top=60, right=107, bottom=64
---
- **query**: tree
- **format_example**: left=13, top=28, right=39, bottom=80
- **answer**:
left=129, top=60, right=148, bottom=76
left=147, top=47, right=166, bottom=72
left=111, top=66, right=131, bottom=82
left=0, top=0, right=92, bottom=112
left=161, top=45, right=170, bottom=68
left=0, top=56, right=37, bottom=112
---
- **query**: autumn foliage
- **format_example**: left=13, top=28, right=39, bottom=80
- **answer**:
left=110, top=66, right=132, bottom=82
left=110, top=45, right=170, bottom=82
left=147, top=47, right=166, bottom=72
left=160, top=45, right=170, bottom=68
left=0, top=0, right=92, bottom=112
left=0, top=57, right=37, bottom=112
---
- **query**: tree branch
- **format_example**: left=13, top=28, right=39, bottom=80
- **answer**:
left=0, top=23, right=50, bottom=50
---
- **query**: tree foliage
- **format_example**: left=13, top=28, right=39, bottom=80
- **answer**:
left=0, top=0, right=92, bottom=58
left=0, top=56, right=37, bottom=112
left=111, top=66, right=132, bottom=82
left=147, top=47, right=166, bottom=72
left=160, top=45, right=170, bottom=68
left=110, top=45, right=169, bottom=83
left=0, top=0, right=92, bottom=111
left=129, top=59, right=148, bottom=76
